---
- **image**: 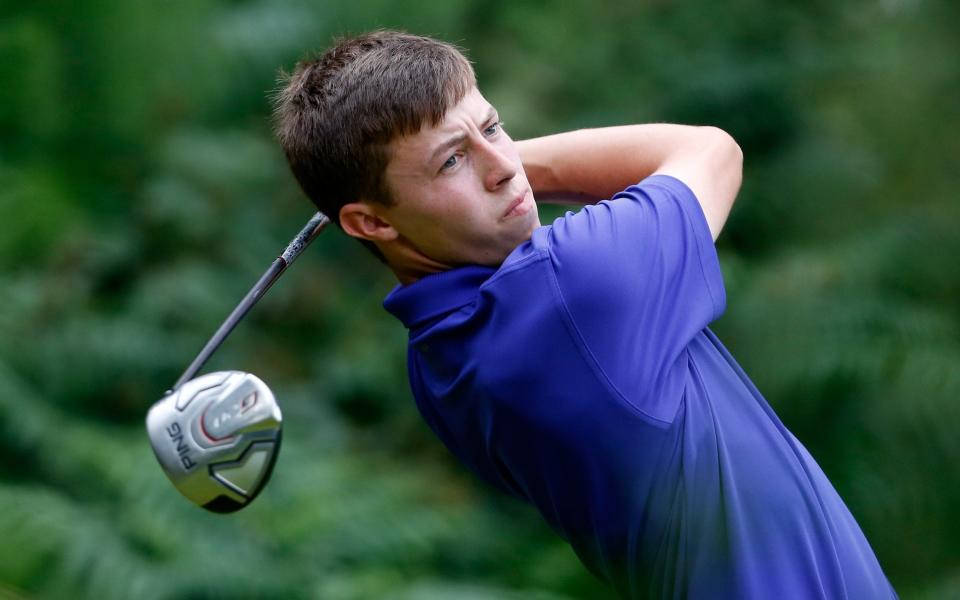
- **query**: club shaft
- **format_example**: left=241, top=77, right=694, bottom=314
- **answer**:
left=171, top=212, right=330, bottom=391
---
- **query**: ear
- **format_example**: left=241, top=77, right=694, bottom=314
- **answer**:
left=339, top=201, right=399, bottom=242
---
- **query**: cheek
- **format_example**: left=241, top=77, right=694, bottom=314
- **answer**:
left=497, top=135, right=523, bottom=163
left=402, top=179, right=497, bottom=247
left=437, top=182, right=488, bottom=221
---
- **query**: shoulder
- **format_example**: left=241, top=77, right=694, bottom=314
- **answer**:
left=540, top=175, right=703, bottom=251
left=529, top=175, right=697, bottom=301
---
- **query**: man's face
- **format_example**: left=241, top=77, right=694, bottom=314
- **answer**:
left=379, top=87, right=540, bottom=268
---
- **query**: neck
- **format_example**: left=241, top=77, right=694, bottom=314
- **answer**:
left=382, top=237, right=455, bottom=286
left=392, top=264, right=445, bottom=286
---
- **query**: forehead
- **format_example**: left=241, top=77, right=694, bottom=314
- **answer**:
left=386, top=87, right=492, bottom=171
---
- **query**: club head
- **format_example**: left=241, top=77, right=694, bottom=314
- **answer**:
left=146, top=371, right=282, bottom=513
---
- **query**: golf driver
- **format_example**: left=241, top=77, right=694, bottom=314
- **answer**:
left=146, top=211, right=329, bottom=513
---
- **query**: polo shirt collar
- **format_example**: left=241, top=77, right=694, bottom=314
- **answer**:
left=383, top=265, right=496, bottom=330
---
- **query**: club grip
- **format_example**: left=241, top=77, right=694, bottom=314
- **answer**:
left=281, top=212, right=330, bottom=264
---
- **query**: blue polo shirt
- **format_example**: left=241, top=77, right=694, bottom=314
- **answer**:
left=383, top=175, right=896, bottom=599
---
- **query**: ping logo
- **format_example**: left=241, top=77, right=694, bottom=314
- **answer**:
left=166, top=422, right=197, bottom=470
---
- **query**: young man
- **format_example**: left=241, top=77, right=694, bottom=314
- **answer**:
left=274, top=31, right=897, bottom=598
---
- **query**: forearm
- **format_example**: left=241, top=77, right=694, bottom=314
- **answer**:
left=517, top=124, right=727, bottom=202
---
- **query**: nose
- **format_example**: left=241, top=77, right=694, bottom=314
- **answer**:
left=478, top=137, right=517, bottom=192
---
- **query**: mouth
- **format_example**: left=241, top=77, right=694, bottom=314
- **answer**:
left=502, top=190, right=531, bottom=220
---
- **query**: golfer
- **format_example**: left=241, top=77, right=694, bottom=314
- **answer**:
left=274, top=30, right=897, bottom=599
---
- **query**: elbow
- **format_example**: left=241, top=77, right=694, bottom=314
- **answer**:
left=703, top=126, right=743, bottom=199
left=724, top=129, right=744, bottom=186
left=704, top=126, right=743, bottom=170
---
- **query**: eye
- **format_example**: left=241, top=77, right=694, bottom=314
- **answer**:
left=484, top=121, right=504, bottom=136
left=441, top=154, right=459, bottom=171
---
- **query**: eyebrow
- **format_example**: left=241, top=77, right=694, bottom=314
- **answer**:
left=428, top=106, right=498, bottom=166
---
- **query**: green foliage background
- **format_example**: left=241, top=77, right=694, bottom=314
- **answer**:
left=1, top=0, right=958, bottom=597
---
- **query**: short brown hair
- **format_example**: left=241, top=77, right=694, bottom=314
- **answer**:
left=273, top=30, right=476, bottom=260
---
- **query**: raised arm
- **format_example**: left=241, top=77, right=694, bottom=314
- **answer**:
left=516, top=125, right=743, bottom=241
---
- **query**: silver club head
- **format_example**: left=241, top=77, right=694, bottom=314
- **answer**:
left=146, top=371, right=282, bottom=513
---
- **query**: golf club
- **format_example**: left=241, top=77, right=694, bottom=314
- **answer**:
left=146, top=211, right=329, bottom=513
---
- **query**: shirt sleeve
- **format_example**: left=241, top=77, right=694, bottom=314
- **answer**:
left=545, top=174, right=726, bottom=424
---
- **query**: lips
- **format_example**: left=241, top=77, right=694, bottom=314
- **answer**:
left=502, top=190, right=530, bottom=220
